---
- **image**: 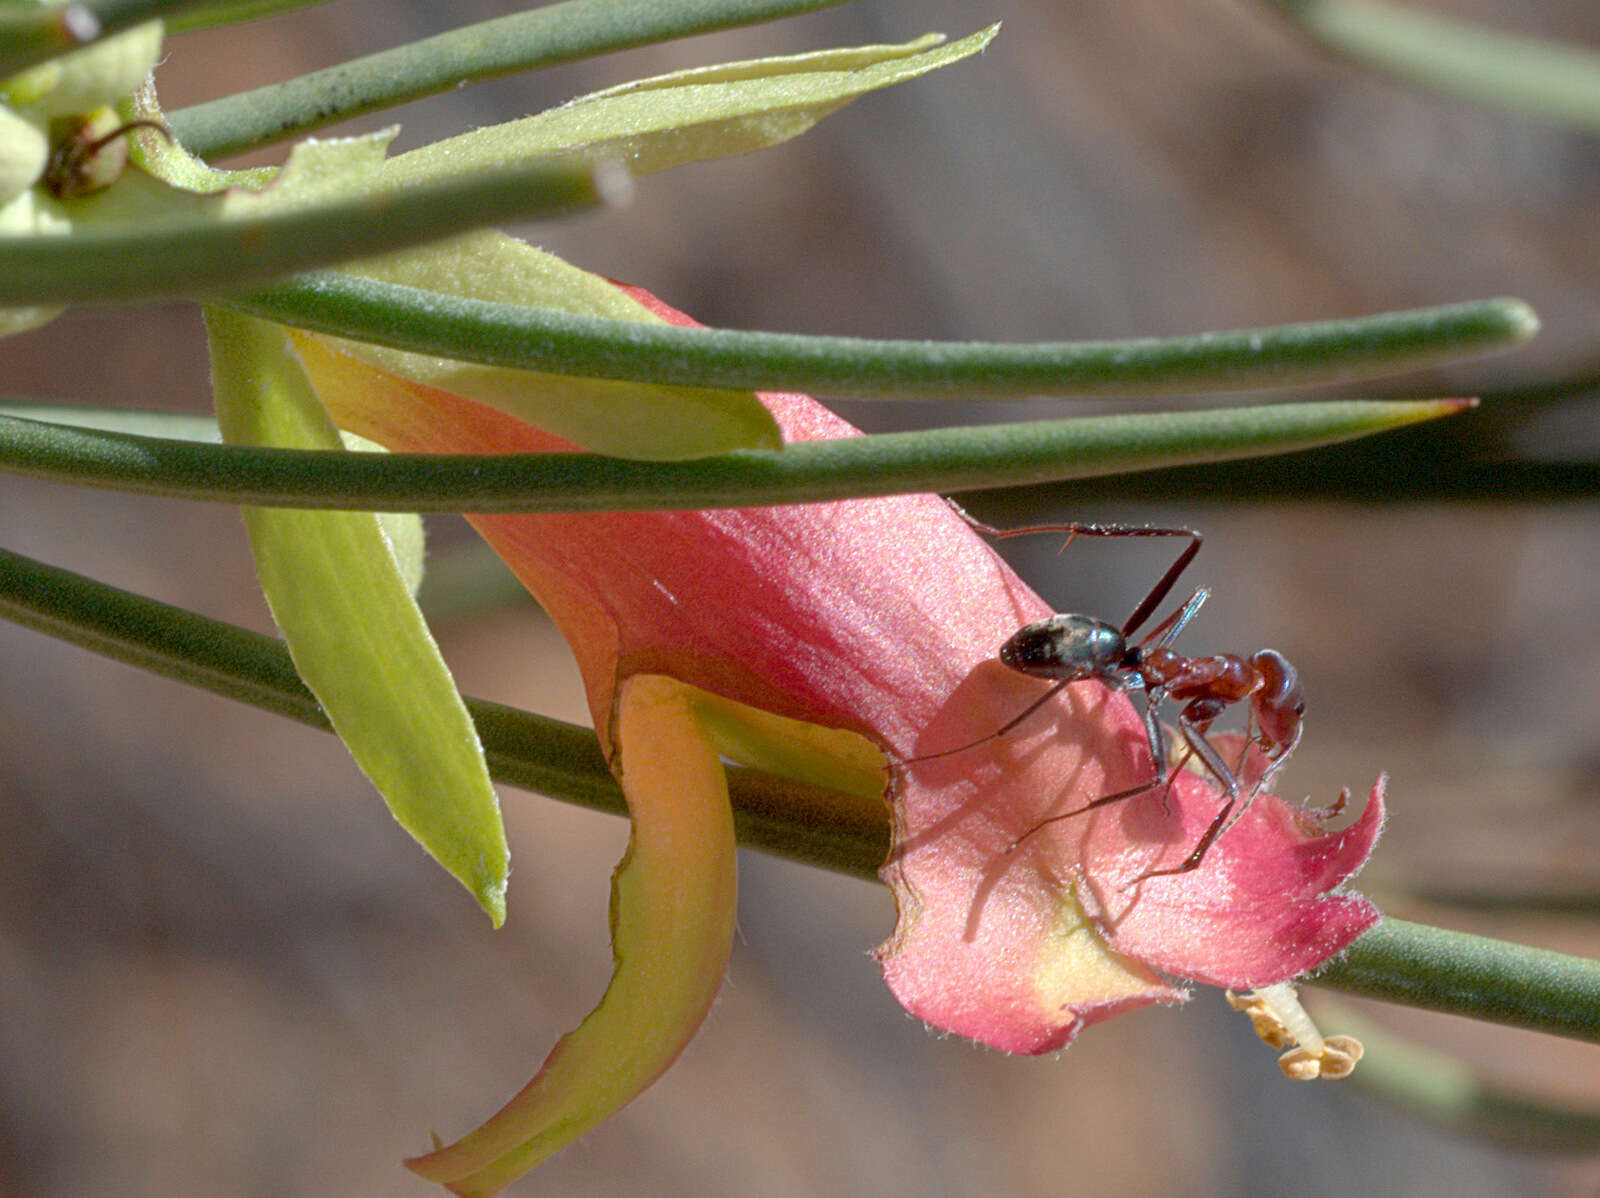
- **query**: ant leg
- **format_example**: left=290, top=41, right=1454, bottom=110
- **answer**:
left=1142, top=795, right=1237, bottom=878
left=1136, top=587, right=1209, bottom=653
left=1001, top=686, right=1173, bottom=853
left=1144, top=717, right=1308, bottom=878
left=1138, top=706, right=1246, bottom=877
left=901, top=677, right=1072, bottom=763
left=1252, top=721, right=1304, bottom=796
left=951, top=509, right=1203, bottom=642
left=1001, top=769, right=1167, bottom=855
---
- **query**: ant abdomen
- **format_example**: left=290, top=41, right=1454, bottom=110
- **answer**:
left=998, top=614, right=1124, bottom=682
left=1248, top=650, right=1304, bottom=744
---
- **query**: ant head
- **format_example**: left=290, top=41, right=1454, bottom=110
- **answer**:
left=999, top=614, right=1125, bottom=683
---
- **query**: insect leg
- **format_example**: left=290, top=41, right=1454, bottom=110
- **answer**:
left=901, top=677, right=1072, bottom=763
left=951, top=507, right=1203, bottom=642
left=1001, top=683, right=1173, bottom=852
left=1137, top=704, right=1245, bottom=877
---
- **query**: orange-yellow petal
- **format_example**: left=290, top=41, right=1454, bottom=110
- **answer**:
left=406, top=673, right=737, bottom=1195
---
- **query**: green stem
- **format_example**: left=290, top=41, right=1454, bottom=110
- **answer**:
left=1314, top=918, right=1600, bottom=1044
left=234, top=279, right=1539, bottom=398
left=0, top=540, right=1595, bottom=1038
left=0, top=542, right=888, bottom=876
left=167, top=0, right=855, bottom=160
left=0, top=399, right=1460, bottom=511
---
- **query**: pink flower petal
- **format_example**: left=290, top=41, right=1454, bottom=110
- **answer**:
left=1067, top=760, right=1384, bottom=987
left=296, top=284, right=1382, bottom=1061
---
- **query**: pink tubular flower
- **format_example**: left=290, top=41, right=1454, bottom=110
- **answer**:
left=291, top=284, right=1383, bottom=1191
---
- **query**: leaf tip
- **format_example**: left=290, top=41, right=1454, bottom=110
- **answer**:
left=479, top=877, right=508, bottom=929
left=1496, top=297, right=1541, bottom=343
left=1355, top=395, right=1479, bottom=432
left=1411, top=395, right=1479, bottom=422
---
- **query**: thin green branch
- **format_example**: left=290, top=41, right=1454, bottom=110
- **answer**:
left=1314, top=918, right=1600, bottom=1045
left=1268, top=0, right=1600, bottom=131
left=235, top=278, right=1539, bottom=398
left=2, top=541, right=1597, bottom=1035
left=0, top=161, right=604, bottom=305
left=167, top=0, right=855, bottom=160
left=0, top=542, right=888, bottom=876
left=0, top=399, right=1462, bottom=511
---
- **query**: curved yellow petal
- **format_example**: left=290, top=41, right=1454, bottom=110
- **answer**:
left=407, top=674, right=737, bottom=1196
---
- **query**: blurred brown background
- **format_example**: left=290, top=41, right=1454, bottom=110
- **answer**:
left=4, top=0, right=1600, bottom=1194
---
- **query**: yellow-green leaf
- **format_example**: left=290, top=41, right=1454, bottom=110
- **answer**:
left=204, top=308, right=508, bottom=924
left=383, top=25, right=998, bottom=184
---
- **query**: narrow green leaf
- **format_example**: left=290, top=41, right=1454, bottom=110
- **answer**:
left=381, top=27, right=997, bottom=187
left=0, top=158, right=603, bottom=304
left=1313, top=918, right=1600, bottom=1044
left=325, top=234, right=783, bottom=459
left=0, top=397, right=1471, bottom=511
left=1268, top=0, right=1600, bottom=131
left=118, top=122, right=778, bottom=458
left=235, top=278, right=1540, bottom=398
left=967, top=367, right=1600, bottom=504
left=166, top=0, right=856, bottom=160
left=204, top=308, right=509, bottom=923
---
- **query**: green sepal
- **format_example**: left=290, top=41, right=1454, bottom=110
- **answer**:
left=204, top=307, right=509, bottom=924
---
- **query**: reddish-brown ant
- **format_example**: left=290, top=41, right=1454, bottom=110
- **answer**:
left=918, top=517, right=1305, bottom=877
